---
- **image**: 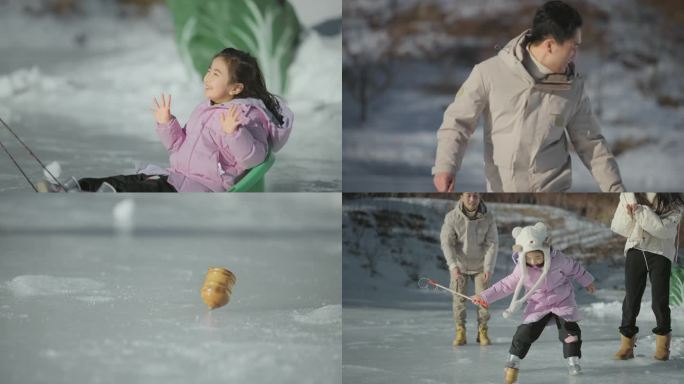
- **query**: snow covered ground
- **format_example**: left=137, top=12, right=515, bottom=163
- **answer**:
left=0, top=194, right=342, bottom=384
left=342, top=0, right=684, bottom=192
left=0, top=0, right=341, bottom=192
left=342, top=197, right=684, bottom=383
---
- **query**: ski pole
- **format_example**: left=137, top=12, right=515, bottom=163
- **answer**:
left=0, top=116, right=65, bottom=190
left=418, top=277, right=488, bottom=308
left=0, top=138, right=38, bottom=192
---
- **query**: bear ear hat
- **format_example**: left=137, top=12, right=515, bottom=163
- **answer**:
left=512, top=226, right=522, bottom=238
left=533, top=222, right=547, bottom=233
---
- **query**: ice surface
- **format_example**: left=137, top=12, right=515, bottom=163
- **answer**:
left=6, top=275, right=106, bottom=297
left=343, top=197, right=684, bottom=383
left=0, top=1, right=341, bottom=192
left=0, top=194, right=341, bottom=384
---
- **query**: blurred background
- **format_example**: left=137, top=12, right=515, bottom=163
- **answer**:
left=0, top=0, right=341, bottom=192
left=343, top=0, right=684, bottom=192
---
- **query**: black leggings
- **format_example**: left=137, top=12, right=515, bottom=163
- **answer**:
left=510, top=312, right=582, bottom=359
left=78, top=174, right=177, bottom=192
left=619, top=248, right=671, bottom=337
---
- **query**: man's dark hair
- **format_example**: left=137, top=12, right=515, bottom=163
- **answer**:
left=526, top=1, right=583, bottom=45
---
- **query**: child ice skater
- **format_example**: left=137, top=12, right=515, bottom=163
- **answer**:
left=470, top=222, right=595, bottom=384
left=38, top=47, right=293, bottom=192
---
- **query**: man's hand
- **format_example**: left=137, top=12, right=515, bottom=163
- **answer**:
left=450, top=267, right=461, bottom=282
left=625, top=203, right=637, bottom=217
left=585, top=282, right=596, bottom=294
left=482, top=272, right=490, bottom=284
left=434, top=172, right=455, bottom=192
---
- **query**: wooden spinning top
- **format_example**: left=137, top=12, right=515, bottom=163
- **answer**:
left=200, top=267, right=236, bottom=309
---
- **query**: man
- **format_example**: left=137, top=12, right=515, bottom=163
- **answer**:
left=432, top=1, right=624, bottom=192
left=440, top=193, right=498, bottom=346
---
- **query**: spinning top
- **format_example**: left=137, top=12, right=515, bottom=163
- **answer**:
left=200, top=267, right=236, bottom=309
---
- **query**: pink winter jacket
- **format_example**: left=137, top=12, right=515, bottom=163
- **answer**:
left=479, top=248, right=594, bottom=324
left=151, top=97, right=293, bottom=192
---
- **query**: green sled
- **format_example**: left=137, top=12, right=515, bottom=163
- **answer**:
left=228, top=150, right=275, bottom=192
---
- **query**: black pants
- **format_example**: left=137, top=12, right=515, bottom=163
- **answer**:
left=619, top=248, right=671, bottom=337
left=79, top=174, right=177, bottom=192
left=510, top=312, right=582, bottom=359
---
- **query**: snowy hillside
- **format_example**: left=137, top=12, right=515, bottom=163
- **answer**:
left=342, top=0, right=684, bottom=192
left=0, top=0, right=341, bottom=192
left=343, top=197, right=684, bottom=384
left=0, top=194, right=342, bottom=384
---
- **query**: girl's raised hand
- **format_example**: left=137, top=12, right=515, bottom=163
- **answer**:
left=153, top=93, right=172, bottom=124
left=220, top=105, right=247, bottom=134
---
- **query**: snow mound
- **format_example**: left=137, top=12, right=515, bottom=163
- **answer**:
left=5, top=275, right=105, bottom=297
left=585, top=301, right=623, bottom=318
left=287, top=30, right=341, bottom=104
left=293, top=304, right=342, bottom=325
left=113, top=199, right=135, bottom=233
left=0, top=67, right=68, bottom=99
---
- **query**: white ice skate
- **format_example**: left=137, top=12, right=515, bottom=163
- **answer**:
left=568, top=356, right=581, bottom=375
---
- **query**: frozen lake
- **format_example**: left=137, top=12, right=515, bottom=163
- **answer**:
left=0, top=194, right=342, bottom=384
left=342, top=197, right=684, bottom=383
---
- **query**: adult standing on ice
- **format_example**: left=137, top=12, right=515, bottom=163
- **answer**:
left=610, top=193, right=683, bottom=361
left=440, top=192, right=498, bottom=346
left=432, top=1, right=624, bottom=192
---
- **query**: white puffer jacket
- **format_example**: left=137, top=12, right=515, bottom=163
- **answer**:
left=610, top=193, right=683, bottom=262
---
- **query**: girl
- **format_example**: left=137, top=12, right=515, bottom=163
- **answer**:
left=470, top=222, right=595, bottom=384
left=610, top=193, right=683, bottom=361
left=40, top=48, right=293, bottom=192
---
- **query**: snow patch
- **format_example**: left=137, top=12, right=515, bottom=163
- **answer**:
left=0, top=66, right=69, bottom=99
left=113, top=199, right=135, bottom=233
left=293, top=304, right=342, bottom=325
left=5, top=275, right=105, bottom=297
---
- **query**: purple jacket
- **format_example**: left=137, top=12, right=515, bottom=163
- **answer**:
left=152, top=98, right=293, bottom=192
left=479, top=248, right=594, bottom=324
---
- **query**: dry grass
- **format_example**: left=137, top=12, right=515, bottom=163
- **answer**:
left=610, top=137, right=656, bottom=157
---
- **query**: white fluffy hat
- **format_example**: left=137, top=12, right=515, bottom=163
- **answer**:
left=503, top=222, right=552, bottom=319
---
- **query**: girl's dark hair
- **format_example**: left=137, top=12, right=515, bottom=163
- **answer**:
left=525, top=1, right=583, bottom=46
left=213, top=48, right=284, bottom=125
left=635, top=193, right=684, bottom=216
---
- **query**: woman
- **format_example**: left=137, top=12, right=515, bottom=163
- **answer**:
left=610, top=193, right=683, bottom=361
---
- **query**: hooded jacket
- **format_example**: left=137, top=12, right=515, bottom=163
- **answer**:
left=153, top=97, right=293, bottom=192
left=440, top=201, right=498, bottom=274
left=611, top=193, right=683, bottom=263
left=433, top=30, right=624, bottom=192
left=479, top=248, right=594, bottom=324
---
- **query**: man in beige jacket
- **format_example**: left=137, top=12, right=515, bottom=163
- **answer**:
left=433, top=1, right=624, bottom=192
left=440, top=193, right=498, bottom=346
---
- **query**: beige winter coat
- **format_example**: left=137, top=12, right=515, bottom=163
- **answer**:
left=440, top=201, right=498, bottom=274
left=611, top=193, right=683, bottom=263
left=433, top=30, right=624, bottom=192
